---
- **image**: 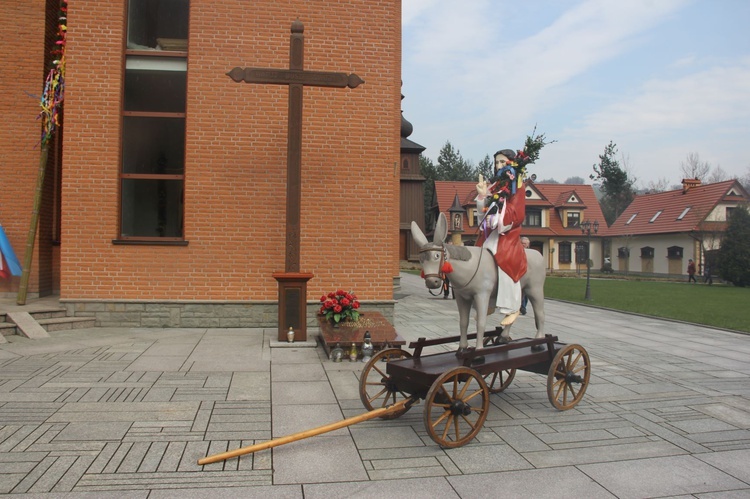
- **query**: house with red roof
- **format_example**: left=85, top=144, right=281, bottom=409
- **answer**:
left=430, top=180, right=607, bottom=272
left=607, top=179, right=749, bottom=276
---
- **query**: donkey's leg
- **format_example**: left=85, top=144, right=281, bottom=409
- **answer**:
left=455, top=295, right=472, bottom=350
left=527, top=289, right=545, bottom=339
left=473, top=293, right=491, bottom=350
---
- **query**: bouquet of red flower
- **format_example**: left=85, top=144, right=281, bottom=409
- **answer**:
left=319, top=289, right=361, bottom=324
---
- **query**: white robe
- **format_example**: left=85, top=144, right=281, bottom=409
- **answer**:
left=478, top=198, right=522, bottom=314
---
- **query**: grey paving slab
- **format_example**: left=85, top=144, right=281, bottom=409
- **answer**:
left=445, top=443, right=532, bottom=473
left=579, top=455, right=749, bottom=499
left=55, top=422, right=132, bottom=441
left=696, top=449, right=750, bottom=483
left=2, top=274, right=750, bottom=497
left=305, top=477, right=459, bottom=498
left=227, top=371, right=270, bottom=401
left=272, top=381, right=337, bottom=406
left=272, top=403, right=348, bottom=437
left=272, top=435, right=368, bottom=484
left=448, top=466, right=616, bottom=498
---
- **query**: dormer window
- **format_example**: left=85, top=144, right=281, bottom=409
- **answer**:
left=525, top=208, right=542, bottom=227
left=567, top=211, right=580, bottom=228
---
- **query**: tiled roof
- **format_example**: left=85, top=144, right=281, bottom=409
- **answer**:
left=608, top=180, right=749, bottom=236
left=432, top=180, right=607, bottom=239
left=530, top=183, right=607, bottom=237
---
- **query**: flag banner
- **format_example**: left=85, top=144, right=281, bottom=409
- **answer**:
left=0, top=225, right=22, bottom=276
left=0, top=253, right=10, bottom=280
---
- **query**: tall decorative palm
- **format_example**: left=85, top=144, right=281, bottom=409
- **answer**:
left=17, top=1, right=67, bottom=304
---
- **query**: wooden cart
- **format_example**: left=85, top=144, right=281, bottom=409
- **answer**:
left=358, top=332, right=591, bottom=448
left=198, top=332, right=590, bottom=464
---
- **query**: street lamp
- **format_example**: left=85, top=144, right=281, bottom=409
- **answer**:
left=581, top=219, right=599, bottom=300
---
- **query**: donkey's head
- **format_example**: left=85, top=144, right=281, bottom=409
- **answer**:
left=410, top=213, right=449, bottom=290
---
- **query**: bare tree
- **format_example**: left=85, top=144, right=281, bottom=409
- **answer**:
left=706, top=165, right=729, bottom=184
left=680, top=152, right=711, bottom=181
left=741, top=165, right=750, bottom=192
left=644, top=177, right=670, bottom=193
left=564, top=176, right=586, bottom=184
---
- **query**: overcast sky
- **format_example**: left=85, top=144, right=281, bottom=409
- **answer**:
left=401, top=0, right=750, bottom=188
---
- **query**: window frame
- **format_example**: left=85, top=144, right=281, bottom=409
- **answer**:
left=558, top=242, right=572, bottom=264
left=117, top=4, right=189, bottom=243
left=524, top=207, right=542, bottom=227
left=567, top=211, right=580, bottom=228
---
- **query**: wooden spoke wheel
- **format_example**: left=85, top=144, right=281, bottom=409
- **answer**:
left=483, top=368, right=516, bottom=393
left=547, top=344, right=591, bottom=410
left=359, top=348, right=413, bottom=419
left=423, top=367, right=490, bottom=448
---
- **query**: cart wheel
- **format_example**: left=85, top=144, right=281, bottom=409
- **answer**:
left=423, top=367, right=490, bottom=448
left=483, top=368, right=516, bottom=393
left=359, top=348, right=413, bottom=419
left=547, top=344, right=591, bottom=410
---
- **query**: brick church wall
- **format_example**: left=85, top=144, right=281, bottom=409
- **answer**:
left=20, top=0, right=402, bottom=325
left=0, top=0, right=58, bottom=298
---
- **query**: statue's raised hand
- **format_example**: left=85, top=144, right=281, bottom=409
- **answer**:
left=476, top=174, right=489, bottom=199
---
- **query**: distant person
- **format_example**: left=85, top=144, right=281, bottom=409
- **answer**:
left=520, top=237, right=530, bottom=314
left=443, top=273, right=452, bottom=299
left=703, top=263, right=713, bottom=285
left=687, top=259, right=697, bottom=283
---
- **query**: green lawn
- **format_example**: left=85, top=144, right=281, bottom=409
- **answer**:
left=544, top=276, right=750, bottom=333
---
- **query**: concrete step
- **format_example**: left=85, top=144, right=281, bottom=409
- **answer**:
left=38, top=316, right=96, bottom=332
left=1, top=312, right=96, bottom=337
left=1, top=308, right=67, bottom=323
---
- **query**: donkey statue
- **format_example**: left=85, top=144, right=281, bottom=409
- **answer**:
left=411, top=213, right=546, bottom=351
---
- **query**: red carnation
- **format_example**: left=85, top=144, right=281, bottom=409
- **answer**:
left=334, top=305, right=342, bottom=313
left=320, top=295, right=327, bottom=302
left=352, top=301, right=360, bottom=309
left=340, top=298, right=350, bottom=307
left=336, top=289, right=345, bottom=296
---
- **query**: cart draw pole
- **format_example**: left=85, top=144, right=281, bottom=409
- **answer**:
left=198, top=397, right=417, bottom=466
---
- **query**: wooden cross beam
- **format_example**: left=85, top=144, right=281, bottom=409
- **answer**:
left=227, top=20, right=363, bottom=341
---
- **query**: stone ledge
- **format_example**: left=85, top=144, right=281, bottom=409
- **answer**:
left=60, top=301, right=395, bottom=328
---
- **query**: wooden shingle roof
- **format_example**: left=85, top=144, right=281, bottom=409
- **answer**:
left=608, top=180, right=749, bottom=236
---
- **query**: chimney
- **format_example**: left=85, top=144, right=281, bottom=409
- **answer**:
left=682, top=178, right=701, bottom=194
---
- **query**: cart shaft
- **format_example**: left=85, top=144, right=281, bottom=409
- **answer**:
left=198, top=397, right=417, bottom=465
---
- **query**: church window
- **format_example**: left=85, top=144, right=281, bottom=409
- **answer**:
left=119, top=0, right=189, bottom=241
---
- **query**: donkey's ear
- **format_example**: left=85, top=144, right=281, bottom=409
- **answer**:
left=434, top=213, right=448, bottom=243
left=410, top=221, right=428, bottom=248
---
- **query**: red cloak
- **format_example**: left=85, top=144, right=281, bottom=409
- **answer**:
left=476, top=184, right=527, bottom=282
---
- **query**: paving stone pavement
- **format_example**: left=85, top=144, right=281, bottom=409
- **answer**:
left=1, top=274, right=749, bottom=498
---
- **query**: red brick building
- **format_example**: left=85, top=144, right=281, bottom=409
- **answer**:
left=1, top=0, right=401, bottom=327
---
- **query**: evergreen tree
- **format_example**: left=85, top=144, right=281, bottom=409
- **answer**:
left=419, top=155, right=438, bottom=219
left=590, top=141, right=636, bottom=226
left=718, top=205, right=750, bottom=287
left=436, top=141, right=475, bottom=181
left=476, top=154, right=493, bottom=182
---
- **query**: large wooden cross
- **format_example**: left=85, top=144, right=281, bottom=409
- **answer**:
left=227, top=20, right=363, bottom=341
